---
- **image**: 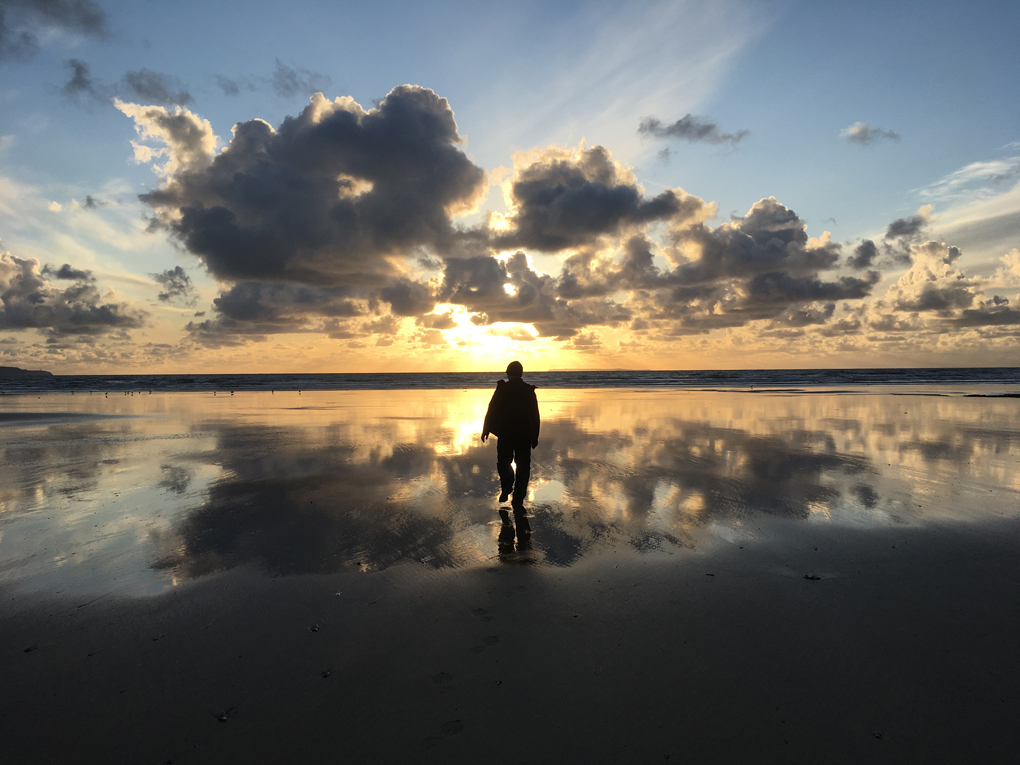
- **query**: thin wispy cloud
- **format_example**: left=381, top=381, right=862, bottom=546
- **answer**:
left=638, top=114, right=749, bottom=146
left=919, top=156, right=1020, bottom=203
left=61, top=60, right=193, bottom=107
left=215, top=60, right=332, bottom=99
left=122, top=69, right=192, bottom=107
left=463, top=1, right=767, bottom=164
left=0, top=0, right=108, bottom=62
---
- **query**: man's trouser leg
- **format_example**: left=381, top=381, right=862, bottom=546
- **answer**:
left=511, top=442, right=531, bottom=506
left=496, top=438, right=515, bottom=498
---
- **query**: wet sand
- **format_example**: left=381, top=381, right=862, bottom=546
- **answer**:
left=2, top=389, right=1018, bottom=762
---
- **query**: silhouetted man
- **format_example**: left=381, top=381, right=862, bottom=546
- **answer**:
left=481, top=360, right=540, bottom=534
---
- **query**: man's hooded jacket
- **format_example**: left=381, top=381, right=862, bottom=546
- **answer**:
left=483, top=377, right=540, bottom=446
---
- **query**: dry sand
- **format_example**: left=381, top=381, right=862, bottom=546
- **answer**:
left=2, top=389, right=1018, bottom=763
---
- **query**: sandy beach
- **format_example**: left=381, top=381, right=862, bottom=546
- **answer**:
left=2, top=388, right=1018, bottom=763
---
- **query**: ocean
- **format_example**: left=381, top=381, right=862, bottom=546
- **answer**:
left=2, top=367, right=1019, bottom=394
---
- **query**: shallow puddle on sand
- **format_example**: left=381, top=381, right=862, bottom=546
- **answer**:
left=1, top=388, right=1018, bottom=595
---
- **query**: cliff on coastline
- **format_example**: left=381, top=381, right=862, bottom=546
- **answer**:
left=0, top=366, right=54, bottom=378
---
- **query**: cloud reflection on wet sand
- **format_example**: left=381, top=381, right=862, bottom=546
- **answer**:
left=1, top=389, right=1017, bottom=593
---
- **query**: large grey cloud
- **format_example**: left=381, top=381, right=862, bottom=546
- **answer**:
left=135, top=86, right=487, bottom=287
left=0, top=0, right=107, bottom=62
left=866, top=240, right=1020, bottom=335
left=183, top=281, right=372, bottom=347
left=494, top=144, right=706, bottom=252
left=1, top=251, right=147, bottom=337
left=638, top=114, right=749, bottom=146
left=635, top=197, right=881, bottom=333
left=118, top=86, right=1017, bottom=355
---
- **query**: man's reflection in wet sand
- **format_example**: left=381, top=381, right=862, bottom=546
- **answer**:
left=3, top=388, right=1020, bottom=593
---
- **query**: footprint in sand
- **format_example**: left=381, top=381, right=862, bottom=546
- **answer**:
left=432, top=671, right=454, bottom=690
left=424, top=719, right=465, bottom=748
left=472, top=608, right=492, bottom=622
left=471, top=635, right=500, bottom=653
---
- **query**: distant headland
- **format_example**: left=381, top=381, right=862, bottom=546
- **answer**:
left=0, top=366, right=54, bottom=378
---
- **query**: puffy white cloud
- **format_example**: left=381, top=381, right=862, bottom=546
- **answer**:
left=993, top=248, right=1020, bottom=287
left=115, top=99, right=217, bottom=179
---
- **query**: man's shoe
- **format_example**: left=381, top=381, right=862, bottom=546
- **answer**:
left=498, top=491, right=510, bottom=503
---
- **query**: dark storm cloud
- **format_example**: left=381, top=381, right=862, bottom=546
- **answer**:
left=271, top=59, right=331, bottom=98
left=1, top=251, right=147, bottom=337
left=841, top=122, right=900, bottom=145
left=122, top=68, right=192, bottom=106
left=42, top=262, right=94, bottom=280
left=496, top=144, right=706, bottom=252
left=151, top=265, right=197, bottom=306
left=638, top=114, right=749, bottom=146
left=846, top=239, right=877, bottom=269
left=0, top=0, right=107, bottom=62
left=137, top=86, right=487, bottom=288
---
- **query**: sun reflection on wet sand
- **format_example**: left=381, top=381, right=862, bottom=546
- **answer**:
left=1, top=388, right=1017, bottom=595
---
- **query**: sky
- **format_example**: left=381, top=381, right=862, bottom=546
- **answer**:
left=1, top=0, right=1018, bottom=374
